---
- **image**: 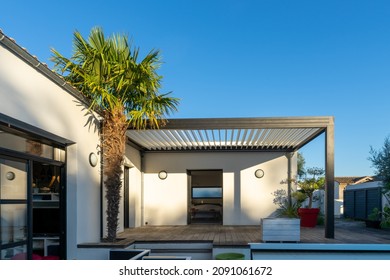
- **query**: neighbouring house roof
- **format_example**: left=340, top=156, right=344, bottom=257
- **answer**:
left=335, top=176, right=381, bottom=185
left=126, top=116, right=334, bottom=152
left=335, top=177, right=366, bottom=185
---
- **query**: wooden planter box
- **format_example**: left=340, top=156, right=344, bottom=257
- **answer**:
left=260, top=218, right=300, bottom=242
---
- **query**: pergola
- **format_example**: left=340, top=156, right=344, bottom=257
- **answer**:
left=127, top=116, right=335, bottom=238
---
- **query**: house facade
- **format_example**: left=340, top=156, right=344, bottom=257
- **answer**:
left=0, top=30, right=335, bottom=260
left=0, top=31, right=101, bottom=260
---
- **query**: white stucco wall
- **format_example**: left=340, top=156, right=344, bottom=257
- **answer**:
left=142, top=151, right=297, bottom=226
left=0, top=43, right=101, bottom=259
left=125, top=147, right=143, bottom=228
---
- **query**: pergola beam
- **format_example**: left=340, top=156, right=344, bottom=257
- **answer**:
left=161, top=116, right=333, bottom=130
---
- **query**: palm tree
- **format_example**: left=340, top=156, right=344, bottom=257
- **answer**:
left=51, top=27, right=179, bottom=241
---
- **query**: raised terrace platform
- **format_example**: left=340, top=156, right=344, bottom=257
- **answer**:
left=77, top=219, right=390, bottom=260
left=116, top=219, right=390, bottom=247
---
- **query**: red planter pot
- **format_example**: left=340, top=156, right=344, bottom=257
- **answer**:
left=298, top=208, right=320, bottom=227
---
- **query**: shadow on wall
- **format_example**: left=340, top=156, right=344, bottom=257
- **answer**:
left=144, top=152, right=285, bottom=175
left=144, top=205, right=188, bottom=226
left=0, top=69, right=100, bottom=138
left=74, top=99, right=101, bottom=134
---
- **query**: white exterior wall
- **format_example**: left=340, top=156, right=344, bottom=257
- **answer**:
left=126, top=147, right=143, bottom=228
left=0, top=43, right=101, bottom=259
left=142, top=151, right=297, bottom=226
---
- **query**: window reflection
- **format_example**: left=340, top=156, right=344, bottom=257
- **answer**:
left=0, top=204, right=27, bottom=245
left=0, top=126, right=65, bottom=162
left=1, top=245, right=27, bottom=260
left=0, top=159, right=27, bottom=200
left=192, top=187, right=222, bottom=198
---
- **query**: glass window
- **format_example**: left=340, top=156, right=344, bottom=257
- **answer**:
left=1, top=245, right=27, bottom=260
left=192, top=187, right=222, bottom=198
left=0, top=127, right=65, bottom=162
left=0, top=159, right=27, bottom=200
left=0, top=204, right=27, bottom=245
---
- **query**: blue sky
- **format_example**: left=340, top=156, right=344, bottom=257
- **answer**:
left=1, top=0, right=390, bottom=176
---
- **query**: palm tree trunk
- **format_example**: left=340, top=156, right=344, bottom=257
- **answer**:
left=102, top=106, right=127, bottom=242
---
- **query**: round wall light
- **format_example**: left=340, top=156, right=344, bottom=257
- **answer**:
left=6, top=171, right=15, bottom=181
left=158, top=170, right=168, bottom=180
left=254, top=169, right=264, bottom=179
left=89, top=152, right=98, bottom=167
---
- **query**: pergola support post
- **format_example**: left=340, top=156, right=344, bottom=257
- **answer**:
left=325, top=118, right=335, bottom=238
left=286, top=152, right=294, bottom=207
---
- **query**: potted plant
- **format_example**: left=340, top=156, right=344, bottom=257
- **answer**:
left=260, top=188, right=302, bottom=242
left=296, top=167, right=325, bottom=227
left=272, top=188, right=304, bottom=218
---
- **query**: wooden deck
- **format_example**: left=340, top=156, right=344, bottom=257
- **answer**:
left=117, top=219, right=390, bottom=247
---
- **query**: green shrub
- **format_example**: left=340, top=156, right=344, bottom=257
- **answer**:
left=317, top=213, right=324, bottom=225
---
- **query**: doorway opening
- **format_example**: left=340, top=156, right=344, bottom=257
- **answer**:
left=188, top=170, right=223, bottom=224
left=32, top=162, right=65, bottom=259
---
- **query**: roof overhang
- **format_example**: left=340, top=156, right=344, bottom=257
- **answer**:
left=126, top=116, right=334, bottom=152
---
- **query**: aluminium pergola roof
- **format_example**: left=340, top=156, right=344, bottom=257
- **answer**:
left=126, top=116, right=332, bottom=152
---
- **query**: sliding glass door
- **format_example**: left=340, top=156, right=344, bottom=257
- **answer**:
left=0, top=122, right=67, bottom=259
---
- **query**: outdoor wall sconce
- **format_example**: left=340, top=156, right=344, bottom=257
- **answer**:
left=89, top=152, right=98, bottom=167
left=6, top=171, right=15, bottom=181
left=254, top=169, right=264, bottom=179
left=158, top=170, right=168, bottom=180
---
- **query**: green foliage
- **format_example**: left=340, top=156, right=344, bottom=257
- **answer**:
left=368, top=207, right=381, bottom=221
left=382, top=206, right=390, bottom=228
left=297, top=152, right=306, bottom=179
left=51, top=27, right=179, bottom=129
left=369, top=136, right=390, bottom=228
left=317, top=213, right=325, bottom=225
left=272, top=189, right=300, bottom=218
left=297, top=167, right=325, bottom=208
left=272, top=166, right=325, bottom=217
left=291, top=191, right=307, bottom=205
left=369, top=207, right=390, bottom=228
left=369, top=136, right=390, bottom=190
